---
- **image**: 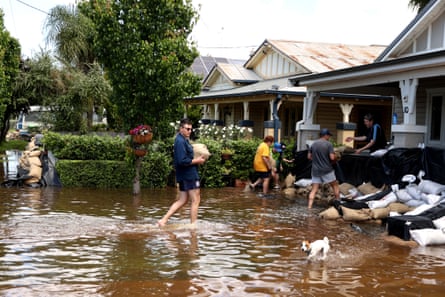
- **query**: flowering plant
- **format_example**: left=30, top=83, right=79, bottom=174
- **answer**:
left=129, top=124, right=152, bottom=136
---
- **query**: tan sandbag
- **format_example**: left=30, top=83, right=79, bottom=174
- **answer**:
left=319, top=206, right=341, bottom=219
left=192, top=143, right=211, bottom=160
left=28, top=156, right=41, bottom=167
left=357, top=182, right=379, bottom=195
left=28, top=150, right=41, bottom=157
left=284, top=174, right=295, bottom=189
left=24, top=163, right=42, bottom=184
left=339, top=183, right=355, bottom=196
left=387, top=202, right=412, bottom=214
left=282, top=187, right=296, bottom=199
left=341, top=206, right=371, bottom=221
left=370, top=207, right=390, bottom=219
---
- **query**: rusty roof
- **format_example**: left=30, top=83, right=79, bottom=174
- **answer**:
left=256, top=40, right=386, bottom=73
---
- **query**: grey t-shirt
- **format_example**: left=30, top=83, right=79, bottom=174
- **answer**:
left=309, top=138, right=334, bottom=177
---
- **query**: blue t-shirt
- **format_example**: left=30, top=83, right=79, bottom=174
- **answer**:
left=173, top=133, right=199, bottom=182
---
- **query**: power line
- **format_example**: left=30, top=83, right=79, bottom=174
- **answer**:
left=15, top=0, right=49, bottom=15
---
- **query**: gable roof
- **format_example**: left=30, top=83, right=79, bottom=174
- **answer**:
left=245, top=39, right=386, bottom=73
left=376, top=0, right=444, bottom=61
left=202, top=63, right=261, bottom=88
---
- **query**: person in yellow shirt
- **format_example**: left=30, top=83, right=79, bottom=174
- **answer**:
left=249, top=135, right=274, bottom=195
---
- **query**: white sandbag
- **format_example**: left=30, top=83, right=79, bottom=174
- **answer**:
left=409, top=228, right=445, bottom=246
left=367, top=192, right=397, bottom=209
left=406, top=185, right=422, bottom=200
left=418, top=180, right=445, bottom=195
left=404, top=203, right=436, bottom=216
left=294, top=178, right=312, bottom=188
left=404, top=199, right=425, bottom=207
left=395, top=189, right=413, bottom=203
left=421, top=193, right=442, bottom=205
left=370, top=149, right=387, bottom=157
left=433, top=216, right=445, bottom=229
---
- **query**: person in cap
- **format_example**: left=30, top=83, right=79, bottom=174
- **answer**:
left=307, top=128, right=340, bottom=209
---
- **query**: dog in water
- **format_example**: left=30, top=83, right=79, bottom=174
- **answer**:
left=301, top=236, right=330, bottom=261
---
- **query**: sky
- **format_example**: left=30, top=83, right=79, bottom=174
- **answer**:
left=2, top=0, right=418, bottom=60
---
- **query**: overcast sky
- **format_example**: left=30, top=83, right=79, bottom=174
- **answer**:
left=2, top=0, right=418, bottom=60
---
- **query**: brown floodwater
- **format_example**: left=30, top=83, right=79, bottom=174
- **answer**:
left=0, top=177, right=444, bottom=296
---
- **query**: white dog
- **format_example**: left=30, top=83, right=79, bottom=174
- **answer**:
left=301, top=236, right=330, bottom=260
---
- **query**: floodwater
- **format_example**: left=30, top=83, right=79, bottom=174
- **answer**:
left=0, top=184, right=444, bottom=296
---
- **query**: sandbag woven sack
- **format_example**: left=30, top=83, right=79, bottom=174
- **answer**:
left=433, top=216, right=445, bottom=229
left=339, top=183, right=355, bottom=196
left=410, top=228, right=445, bottom=246
left=371, top=207, right=390, bottom=219
left=192, top=143, right=211, bottom=160
left=319, top=206, right=341, bottom=220
left=357, top=182, right=379, bottom=195
left=341, top=206, right=371, bottom=221
left=418, top=180, right=445, bottom=195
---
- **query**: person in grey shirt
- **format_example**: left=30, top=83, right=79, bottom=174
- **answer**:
left=307, top=128, right=340, bottom=209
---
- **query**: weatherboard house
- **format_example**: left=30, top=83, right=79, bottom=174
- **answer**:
left=186, top=0, right=445, bottom=154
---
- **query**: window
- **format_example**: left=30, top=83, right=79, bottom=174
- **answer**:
left=427, top=90, right=445, bottom=145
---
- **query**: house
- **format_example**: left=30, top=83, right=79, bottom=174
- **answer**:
left=185, top=40, right=387, bottom=142
left=291, top=0, right=445, bottom=150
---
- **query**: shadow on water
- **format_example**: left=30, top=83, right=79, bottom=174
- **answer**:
left=0, top=180, right=444, bottom=296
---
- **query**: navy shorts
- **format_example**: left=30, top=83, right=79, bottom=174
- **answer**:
left=178, top=179, right=200, bottom=191
left=255, top=171, right=271, bottom=179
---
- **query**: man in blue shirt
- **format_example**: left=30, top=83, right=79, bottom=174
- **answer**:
left=158, top=118, right=206, bottom=227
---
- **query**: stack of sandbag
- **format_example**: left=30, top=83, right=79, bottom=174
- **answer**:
left=18, top=147, right=42, bottom=185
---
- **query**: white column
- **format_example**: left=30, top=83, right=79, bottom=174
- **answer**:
left=243, top=101, right=250, bottom=120
left=340, top=104, right=354, bottom=123
left=399, top=78, right=418, bottom=125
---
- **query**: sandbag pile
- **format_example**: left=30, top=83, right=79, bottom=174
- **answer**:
left=17, top=136, right=44, bottom=185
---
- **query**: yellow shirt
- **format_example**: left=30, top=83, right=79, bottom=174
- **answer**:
left=253, top=142, right=270, bottom=172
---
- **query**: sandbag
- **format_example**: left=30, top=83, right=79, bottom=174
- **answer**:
left=410, top=228, right=445, bottom=246
left=367, top=192, right=397, bottom=209
left=341, top=206, right=371, bottom=221
left=192, top=143, right=211, bottom=160
left=357, top=182, right=380, bottom=195
left=387, top=202, right=412, bottom=214
left=339, top=183, right=355, bottom=196
left=319, top=206, right=341, bottom=220
left=433, top=216, right=445, bottom=229
left=370, top=207, right=390, bottom=219
left=417, top=180, right=445, bottom=195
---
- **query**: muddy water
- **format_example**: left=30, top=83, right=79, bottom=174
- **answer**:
left=0, top=185, right=444, bottom=297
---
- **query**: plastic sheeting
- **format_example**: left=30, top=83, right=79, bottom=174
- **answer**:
left=291, top=146, right=443, bottom=187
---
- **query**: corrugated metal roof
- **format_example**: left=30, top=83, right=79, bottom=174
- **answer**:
left=260, top=40, right=386, bottom=73
left=190, top=56, right=245, bottom=79
left=217, top=63, right=261, bottom=82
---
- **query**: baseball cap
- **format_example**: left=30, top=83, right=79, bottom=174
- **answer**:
left=320, top=128, right=332, bottom=136
left=273, top=142, right=283, bottom=152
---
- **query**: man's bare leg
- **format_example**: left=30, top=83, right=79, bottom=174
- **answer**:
left=158, top=191, right=188, bottom=227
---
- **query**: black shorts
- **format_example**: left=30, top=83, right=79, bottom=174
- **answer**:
left=255, top=171, right=271, bottom=179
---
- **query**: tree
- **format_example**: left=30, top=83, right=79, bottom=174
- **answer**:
left=45, top=4, right=112, bottom=130
left=80, top=0, right=202, bottom=137
left=0, top=8, right=21, bottom=141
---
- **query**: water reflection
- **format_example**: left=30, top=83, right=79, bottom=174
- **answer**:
left=0, top=186, right=444, bottom=296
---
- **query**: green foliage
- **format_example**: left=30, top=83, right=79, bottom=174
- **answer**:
left=196, top=139, right=225, bottom=188
left=56, top=160, right=133, bottom=187
left=42, top=132, right=126, bottom=161
left=80, top=0, right=202, bottom=138
left=0, top=139, right=28, bottom=152
left=0, top=9, right=21, bottom=141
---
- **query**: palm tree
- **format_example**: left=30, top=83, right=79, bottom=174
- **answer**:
left=44, top=4, right=109, bottom=130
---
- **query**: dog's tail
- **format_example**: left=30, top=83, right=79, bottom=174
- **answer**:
left=323, top=236, right=329, bottom=245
